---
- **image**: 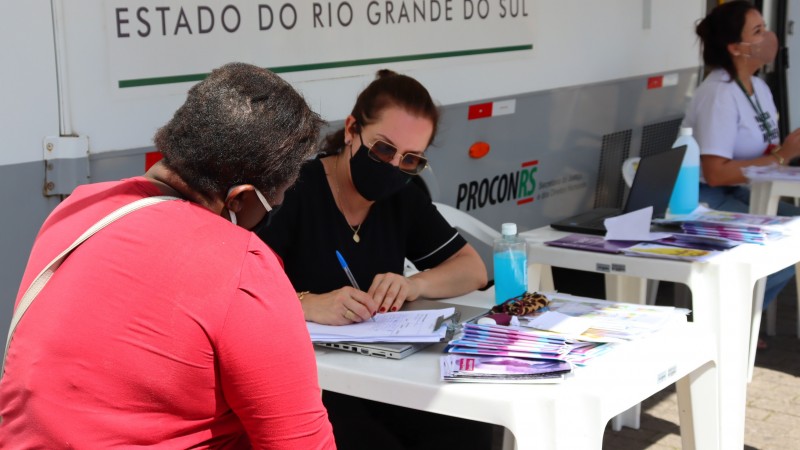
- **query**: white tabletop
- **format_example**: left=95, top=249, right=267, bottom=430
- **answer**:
left=521, top=226, right=800, bottom=450
left=315, top=289, right=718, bottom=450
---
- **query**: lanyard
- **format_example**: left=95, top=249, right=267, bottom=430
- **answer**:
left=735, top=78, right=775, bottom=143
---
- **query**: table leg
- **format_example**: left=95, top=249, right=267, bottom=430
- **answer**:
left=687, top=262, right=752, bottom=449
left=748, top=182, right=773, bottom=215
left=528, top=262, right=555, bottom=292
left=676, top=360, right=719, bottom=450
left=747, top=278, right=767, bottom=382
left=501, top=398, right=606, bottom=450
left=604, top=273, right=647, bottom=304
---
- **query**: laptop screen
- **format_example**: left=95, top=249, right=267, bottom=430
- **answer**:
left=623, top=145, right=687, bottom=218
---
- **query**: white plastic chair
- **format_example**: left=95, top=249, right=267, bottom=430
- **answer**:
left=621, top=157, right=641, bottom=189
left=404, top=203, right=502, bottom=277
left=432, top=202, right=501, bottom=248
left=434, top=202, right=558, bottom=293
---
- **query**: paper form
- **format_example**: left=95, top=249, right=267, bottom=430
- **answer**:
left=308, top=308, right=454, bottom=343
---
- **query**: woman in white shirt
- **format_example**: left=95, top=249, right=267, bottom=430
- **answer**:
left=683, top=1, right=800, bottom=337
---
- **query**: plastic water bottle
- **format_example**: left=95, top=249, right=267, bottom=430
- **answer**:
left=493, top=223, right=528, bottom=305
left=668, top=127, right=700, bottom=215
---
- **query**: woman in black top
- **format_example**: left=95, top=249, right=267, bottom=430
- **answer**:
left=259, top=70, right=494, bottom=450
left=261, top=69, right=487, bottom=325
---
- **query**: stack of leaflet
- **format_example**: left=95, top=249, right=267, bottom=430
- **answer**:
left=445, top=323, right=610, bottom=367
left=308, top=308, right=453, bottom=343
left=526, top=296, right=689, bottom=342
left=742, top=164, right=800, bottom=182
left=443, top=293, right=689, bottom=373
left=439, top=355, right=572, bottom=383
left=675, top=209, right=798, bottom=244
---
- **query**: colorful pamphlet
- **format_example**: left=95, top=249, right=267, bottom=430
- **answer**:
left=544, top=234, right=637, bottom=254
left=439, top=355, right=571, bottom=383
left=655, top=233, right=740, bottom=251
left=654, top=207, right=800, bottom=244
left=621, top=242, right=720, bottom=262
left=444, top=293, right=689, bottom=372
left=544, top=232, right=736, bottom=259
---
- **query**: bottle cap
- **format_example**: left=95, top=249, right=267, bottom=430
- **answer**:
left=679, top=127, right=693, bottom=136
left=501, top=223, right=517, bottom=236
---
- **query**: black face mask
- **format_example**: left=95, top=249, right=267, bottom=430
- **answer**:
left=349, top=144, right=412, bottom=201
left=252, top=203, right=282, bottom=235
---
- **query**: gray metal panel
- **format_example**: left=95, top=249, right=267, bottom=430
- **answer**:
left=427, top=69, right=696, bottom=234
left=0, top=161, right=61, bottom=351
left=44, top=157, right=91, bottom=196
left=0, top=149, right=150, bottom=352
left=595, top=129, right=632, bottom=209
left=640, top=118, right=683, bottom=158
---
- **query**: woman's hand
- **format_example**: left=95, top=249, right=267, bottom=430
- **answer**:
left=300, top=287, right=378, bottom=325
left=368, top=273, right=423, bottom=314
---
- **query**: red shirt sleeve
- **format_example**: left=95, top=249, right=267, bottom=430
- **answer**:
left=216, top=236, right=335, bottom=449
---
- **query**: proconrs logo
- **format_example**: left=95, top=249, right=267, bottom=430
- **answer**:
left=456, top=160, right=538, bottom=211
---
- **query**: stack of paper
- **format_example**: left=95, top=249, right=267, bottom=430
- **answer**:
left=527, top=294, right=689, bottom=342
left=545, top=232, right=737, bottom=262
left=656, top=233, right=740, bottom=251
left=444, top=293, right=688, bottom=369
left=445, top=322, right=610, bottom=367
left=742, top=164, right=800, bottom=182
left=439, top=355, right=571, bottom=383
left=657, top=208, right=799, bottom=245
left=307, top=308, right=454, bottom=343
left=620, top=242, right=721, bottom=262
left=545, top=234, right=636, bottom=254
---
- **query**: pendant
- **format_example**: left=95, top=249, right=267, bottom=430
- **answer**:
left=353, top=232, right=360, bottom=243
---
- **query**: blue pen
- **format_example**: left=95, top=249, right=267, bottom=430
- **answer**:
left=335, top=250, right=375, bottom=321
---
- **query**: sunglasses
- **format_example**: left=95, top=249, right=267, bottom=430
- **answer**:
left=363, top=138, right=428, bottom=175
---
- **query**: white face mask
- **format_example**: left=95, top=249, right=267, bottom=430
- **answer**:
left=227, top=187, right=271, bottom=228
left=739, top=31, right=779, bottom=65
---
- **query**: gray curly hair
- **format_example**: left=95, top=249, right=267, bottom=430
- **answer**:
left=155, top=62, right=323, bottom=201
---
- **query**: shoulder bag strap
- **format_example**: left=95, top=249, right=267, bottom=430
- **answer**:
left=1, top=195, right=179, bottom=376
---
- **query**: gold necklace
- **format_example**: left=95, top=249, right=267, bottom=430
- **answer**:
left=333, top=152, right=362, bottom=243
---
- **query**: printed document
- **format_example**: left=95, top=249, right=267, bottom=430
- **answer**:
left=308, top=308, right=454, bottom=343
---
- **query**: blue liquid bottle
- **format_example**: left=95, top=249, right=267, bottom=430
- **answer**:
left=493, top=223, right=528, bottom=305
left=668, top=127, right=700, bottom=216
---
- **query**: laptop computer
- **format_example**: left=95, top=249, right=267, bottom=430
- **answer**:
left=316, top=298, right=489, bottom=359
left=549, top=145, right=687, bottom=235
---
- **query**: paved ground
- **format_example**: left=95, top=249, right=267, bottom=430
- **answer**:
left=602, top=280, right=800, bottom=450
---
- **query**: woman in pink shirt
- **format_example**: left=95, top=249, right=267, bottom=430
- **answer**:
left=0, top=63, right=335, bottom=449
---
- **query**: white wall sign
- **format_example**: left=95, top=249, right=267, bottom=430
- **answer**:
left=105, top=0, right=535, bottom=89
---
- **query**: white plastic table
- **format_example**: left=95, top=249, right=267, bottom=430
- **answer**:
left=748, top=179, right=800, bottom=339
left=314, top=289, right=718, bottom=450
left=521, top=226, right=800, bottom=450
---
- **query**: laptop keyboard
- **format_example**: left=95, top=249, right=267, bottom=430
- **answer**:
left=583, top=217, right=609, bottom=229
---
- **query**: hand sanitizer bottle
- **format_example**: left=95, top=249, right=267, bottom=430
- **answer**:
left=668, top=127, right=700, bottom=215
left=493, top=223, right=528, bottom=305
